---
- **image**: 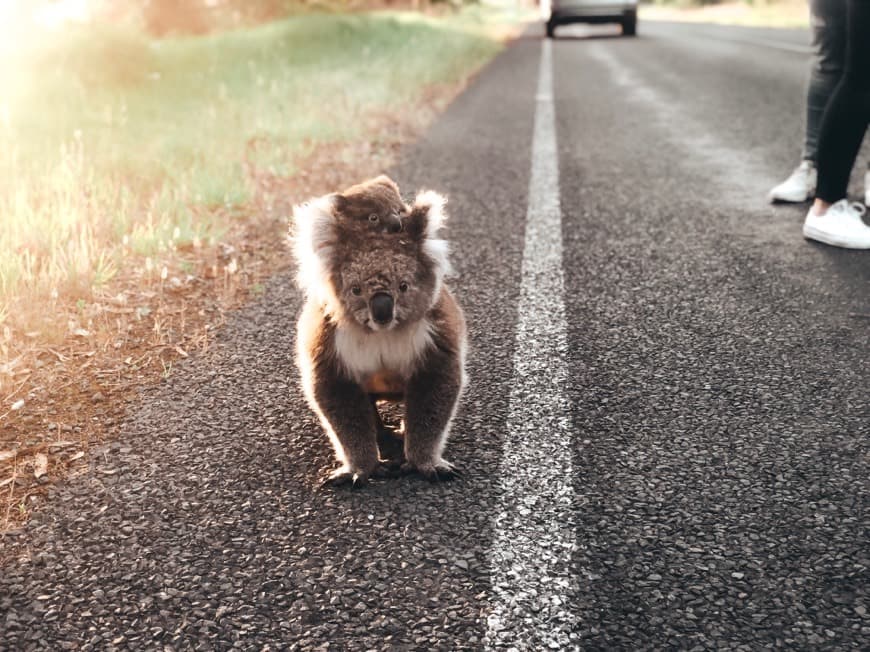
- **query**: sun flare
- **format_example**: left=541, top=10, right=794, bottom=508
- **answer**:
left=1, top=0, right=92, bottom=27
left=0, top=0, right=92, bottom=53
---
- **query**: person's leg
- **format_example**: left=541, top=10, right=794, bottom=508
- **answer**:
left=813, top=0, right=870, bottom=207
left=804, top=0, right=870, bottom=249
left=769, top=0, right=845, bottom=203
left=803, top=0, right=847, bottom=163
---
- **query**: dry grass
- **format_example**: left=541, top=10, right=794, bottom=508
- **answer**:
left=0, top=9, right=509, bottom=321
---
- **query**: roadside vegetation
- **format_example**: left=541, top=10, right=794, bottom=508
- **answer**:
left=0, top=2, right=523, bottom=531
left=1, top=7, right=506, bottom=334
left=641, top=0, right=810, bottom=28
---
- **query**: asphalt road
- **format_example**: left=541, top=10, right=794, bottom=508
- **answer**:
left=2, top=20, right=868, bottom=651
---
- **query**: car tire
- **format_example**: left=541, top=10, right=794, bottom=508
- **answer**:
left=622, top=12, right=637, bottom=36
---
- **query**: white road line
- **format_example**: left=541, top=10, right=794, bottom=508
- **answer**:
left=484, top=39, right=578, bottom=650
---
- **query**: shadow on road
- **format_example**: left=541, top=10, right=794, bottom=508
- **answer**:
left=516, top=22, right=638, bottom=42
left=549, top=23, right=636, bottom=41
left=549, top=33, right=640, bottom=42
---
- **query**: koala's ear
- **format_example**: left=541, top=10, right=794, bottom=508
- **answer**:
left=291, top=194, right=339, bottom=292
left=372, top=174, right=401, bottom=195
left=406, top=189, right=453, bottom=281
left=292, top=194, right=339, bottom=252
left=332, top=193, right=349, bottom=215
left=406, top=190, right=448, bottom=241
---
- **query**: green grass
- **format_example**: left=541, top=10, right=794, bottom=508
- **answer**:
left=0, top=8, right=508, bottom=331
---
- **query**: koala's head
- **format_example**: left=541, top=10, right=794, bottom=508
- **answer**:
left=293, top=186, right=451, bottom=332
left=332, top=175, right=407, bottom=235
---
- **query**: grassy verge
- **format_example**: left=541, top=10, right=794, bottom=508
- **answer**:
left=640, top=0, right=810, bottom=29
left=1, top=8, right=509, bottom=331
left=0, top=5, right=523, bottom=532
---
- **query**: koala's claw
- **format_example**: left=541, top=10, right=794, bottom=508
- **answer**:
left=401, top=461, right=460, bottom=482
left=320, top=468, right=369, bottom=489
left=321, top=462, right=404, bottom=488
left=428, top=465, right=461, bottom=482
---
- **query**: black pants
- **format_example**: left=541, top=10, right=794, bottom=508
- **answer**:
left=815, top=0, right=870, bottom=203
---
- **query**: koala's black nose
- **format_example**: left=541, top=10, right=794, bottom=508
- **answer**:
left=386, top=216, right=403, bottom=233
left=370, top=292, right=394, bottom=324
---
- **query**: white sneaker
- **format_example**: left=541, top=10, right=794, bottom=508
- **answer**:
left=803, top=200, right=870, bottom=249
left=769, top=160, right=816, bottom=203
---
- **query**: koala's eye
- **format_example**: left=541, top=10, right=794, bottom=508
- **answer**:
left=351, top=286, right=362, bottom=296
left=368, top=213, right=379, bottom=223
left=399, top=282, right=409, bottom=293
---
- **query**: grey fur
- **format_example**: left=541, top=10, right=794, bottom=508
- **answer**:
left=292, top=177, right=467, bottom=486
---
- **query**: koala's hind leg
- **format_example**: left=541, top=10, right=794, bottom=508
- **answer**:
left=403, top=349, right=464, bottom=481
left=313, top=378, right=381, bottom=487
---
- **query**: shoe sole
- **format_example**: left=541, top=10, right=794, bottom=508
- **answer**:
left=769, top=191, right=813, bottom=204
left=803, top=224, right=870, bottom=249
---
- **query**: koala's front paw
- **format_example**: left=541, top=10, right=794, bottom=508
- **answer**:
left=320, top=466, right=370, bottom=489
left=401, top=459, right=461, bottom=482
left=320, top=462, right=399, bottom=488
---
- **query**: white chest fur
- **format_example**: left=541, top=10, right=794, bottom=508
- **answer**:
left=334, top=320, right=433, bottom=382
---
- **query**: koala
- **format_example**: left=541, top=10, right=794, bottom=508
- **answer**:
left=292, top=180, right=467, bottom=486
left=332, top=174, right=407, bottom=235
